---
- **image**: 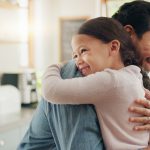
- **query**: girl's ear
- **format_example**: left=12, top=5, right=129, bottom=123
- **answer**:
left=109, top=40, right=120, bottom=56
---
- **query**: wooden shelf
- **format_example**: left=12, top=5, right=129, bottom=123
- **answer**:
left=0, top=0, right=33, bottom=68
left=0, top=2, right=28, bottom=9
left=0, top=40, right=28, bottom=44
left=0, top=2, right=19, bottom=9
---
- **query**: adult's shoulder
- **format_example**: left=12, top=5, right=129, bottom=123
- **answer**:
left=60, top=60, right=82, bottom=79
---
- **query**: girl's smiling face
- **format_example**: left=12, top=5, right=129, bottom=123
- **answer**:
left=71, top=34, right=110, bottom=76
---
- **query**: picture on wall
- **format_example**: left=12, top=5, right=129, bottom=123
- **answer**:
left=60, top=16, right=89, bottom=61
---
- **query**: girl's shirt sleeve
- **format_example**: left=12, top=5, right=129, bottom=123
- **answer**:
left=42, top=64, right=117, bottom=105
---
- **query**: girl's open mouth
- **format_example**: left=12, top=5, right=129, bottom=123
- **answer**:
left=79, top=66, right=90, bottom=75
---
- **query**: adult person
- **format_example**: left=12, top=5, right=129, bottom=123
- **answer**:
left=42, top=17, right=149, bottom=149
left=112, top=0, right=150, bottom=130
left=18, top=1, right=150, bottom=150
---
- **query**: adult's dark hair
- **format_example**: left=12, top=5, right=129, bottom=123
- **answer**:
left=78, top=17, right=138, bottom=67
left=112, top=0, right=150, bottom=90
left=112, top=0, right=150, bottom=39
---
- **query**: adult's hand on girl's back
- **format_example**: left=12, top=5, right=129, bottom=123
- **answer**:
left=143, top=146, right=150, bottom=150
left=128, top=89, right=150, bottom=131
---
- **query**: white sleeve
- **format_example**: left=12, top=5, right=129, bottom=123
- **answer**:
left=42, top=64, right=117, bottom=105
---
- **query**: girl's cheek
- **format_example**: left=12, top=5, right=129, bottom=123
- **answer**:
left=82, top=55, right=88, bottom=61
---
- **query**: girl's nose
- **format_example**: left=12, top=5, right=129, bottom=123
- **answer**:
left=76, top=56, right=84, bottom=66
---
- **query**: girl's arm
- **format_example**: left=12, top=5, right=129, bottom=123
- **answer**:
left=42, top=64, right=116, bottom=105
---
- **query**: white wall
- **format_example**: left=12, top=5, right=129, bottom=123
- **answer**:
left=0, top=5, right=28, bottom=72
left=32, top=0, right=100, bottom=72
left=30, top=0, right=57, bottom=72
left=0, top=44, right=28, bottom=72
left=0, top=0, right=100, bottom=73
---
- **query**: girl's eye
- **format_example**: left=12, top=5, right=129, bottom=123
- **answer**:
left=81, top=48, right=87, bottom=54
left=72, top=54, right=78, bottom=59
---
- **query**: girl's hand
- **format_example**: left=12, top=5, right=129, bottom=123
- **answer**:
left=128, top=89, right=150, bottom=131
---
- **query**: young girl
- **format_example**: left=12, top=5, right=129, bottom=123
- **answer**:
left=42, top=17, right=149, bottom=149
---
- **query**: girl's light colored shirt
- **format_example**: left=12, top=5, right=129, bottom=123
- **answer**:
left=42, top=64, right=149, bottom=150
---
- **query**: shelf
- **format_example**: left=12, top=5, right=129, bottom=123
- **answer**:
left=0, top=2, right=28, bottom=9
left=0, top=40, right=28, bottom=44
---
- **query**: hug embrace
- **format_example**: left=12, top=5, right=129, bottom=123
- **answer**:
left=18, top=1, right=150, bottom=150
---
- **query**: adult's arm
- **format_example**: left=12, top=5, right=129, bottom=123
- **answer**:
left=129, top=89, right=150, bottom=131
left=18, top=60, right=85, bottom=150
left=17, top=98, right=57, bottom=150
left=42, top=64, right=116, bottom=104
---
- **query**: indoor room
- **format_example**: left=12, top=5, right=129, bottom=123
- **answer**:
left=0, top=0, right=150, bottom=150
